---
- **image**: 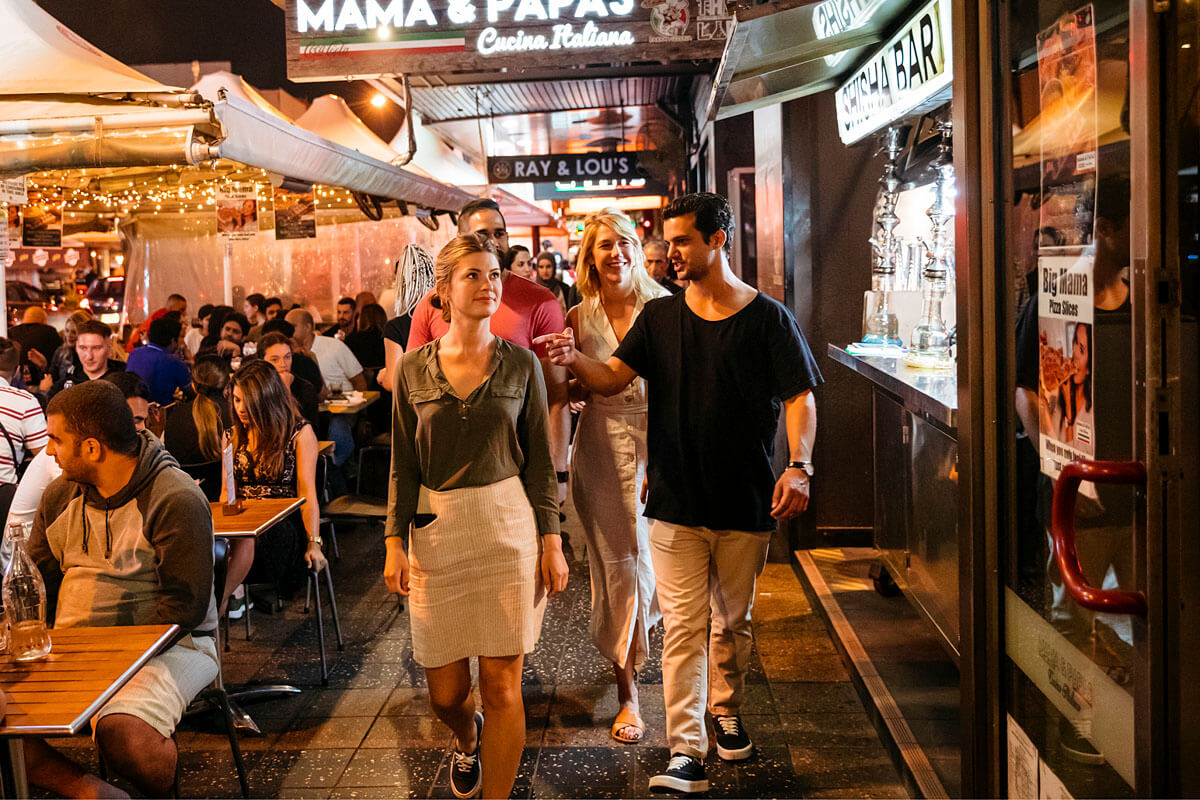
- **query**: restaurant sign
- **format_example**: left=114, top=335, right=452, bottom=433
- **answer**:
left=285, top=0, right=732, bottom=81
left=532, top=176, right=666, bottom=199
left=834, top=0, right=952, bottom=145
left=488, top=152, right=647, bottom=184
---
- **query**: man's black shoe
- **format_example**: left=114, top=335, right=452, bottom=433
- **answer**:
left=649, top=753, right=708, bottom=794
left=713, top=714, right=754, bottom=760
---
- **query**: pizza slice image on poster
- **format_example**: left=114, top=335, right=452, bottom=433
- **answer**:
left=1037, top=253, right=1096, bottom=483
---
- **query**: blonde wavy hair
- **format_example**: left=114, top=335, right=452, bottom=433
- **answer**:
left=431, top=233, right=500, bottom=323
left=575, top=208, right=665, bottom=303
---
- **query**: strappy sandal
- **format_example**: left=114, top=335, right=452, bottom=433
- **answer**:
left=611, top=706, right=644, bottom=743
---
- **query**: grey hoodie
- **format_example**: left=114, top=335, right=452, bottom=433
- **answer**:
left=29, top=431, right=218, bottom=638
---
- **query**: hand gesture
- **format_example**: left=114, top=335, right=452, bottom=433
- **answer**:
left=383, top=539, right=411, bottom=596
left=770, top=468, right=811, bottom=520
left=27, top=348, right=47, bottom=369
left=533, top=327, right=578, bottom=367
left=216, top=339, right=242, bottom=358
left=540, top=535, right=569, bottom=596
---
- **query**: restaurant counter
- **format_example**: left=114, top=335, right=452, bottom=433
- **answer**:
left=827, top=344, right=961, bottom=662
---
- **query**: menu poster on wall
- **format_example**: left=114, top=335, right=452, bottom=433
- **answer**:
left=216, top=185, right=260, bottom=241
left=1007, top=715, right=1039, bottom=800
left=1037, top=254, right=1095, bottom=481
left=0, top=177, right=27, bottom=205
left=273, top=188, right=317, bottom=240
left=21, top=203, right=63, bottom=248
left=1036, top=5, right=1098, bottom=250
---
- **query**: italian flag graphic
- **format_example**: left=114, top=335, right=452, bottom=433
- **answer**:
left=299, top=30, right=465, bottom=57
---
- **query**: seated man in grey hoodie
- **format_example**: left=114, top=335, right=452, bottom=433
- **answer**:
left=24, top=381, right=219, bottom=799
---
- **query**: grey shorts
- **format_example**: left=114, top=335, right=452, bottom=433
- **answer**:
left=93, top=634, right=220, bottom=739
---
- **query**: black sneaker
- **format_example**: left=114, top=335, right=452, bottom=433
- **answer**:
left=450, top=711, right=484, bottom=798
left=713, top=714, right=753, bottom=760
left=649, top=753, right=708, bottom=794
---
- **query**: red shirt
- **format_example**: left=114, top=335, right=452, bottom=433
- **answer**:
left=406, top=273, right=565, bottom=357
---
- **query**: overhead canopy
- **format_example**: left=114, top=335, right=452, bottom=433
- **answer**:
left=0, top=1, right=475, bottom=212
left=0, top=0, right=173, bottom=94
left=192, top=71, right=295, bottom=124
left=295, top=95, right=400, bottom=165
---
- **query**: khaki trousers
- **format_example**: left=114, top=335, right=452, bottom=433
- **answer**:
left=649, top=519, right=771, bottom=757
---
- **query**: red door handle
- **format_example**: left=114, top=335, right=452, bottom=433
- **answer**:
left=1050, top=459, right=1147, bottom=616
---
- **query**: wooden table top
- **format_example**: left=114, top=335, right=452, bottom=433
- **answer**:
left=317, top=440, right=335, bottom=457
left=210, top=497, right=305, bottom=538
left=320, top=390, right=380, bottom=415
left=0, top=624, right=179, bottom=737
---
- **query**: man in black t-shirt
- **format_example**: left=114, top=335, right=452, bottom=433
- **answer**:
left=537, top=193, right=821, bottom=794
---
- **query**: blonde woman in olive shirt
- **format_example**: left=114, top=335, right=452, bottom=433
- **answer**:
left=383, top=234, right=569, bottom=800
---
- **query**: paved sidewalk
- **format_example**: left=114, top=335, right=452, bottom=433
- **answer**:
left=46, top=517, right=907, bottom=798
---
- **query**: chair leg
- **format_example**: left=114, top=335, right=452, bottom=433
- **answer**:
left=327, top=521, right=341, bottom=561
left=207, top=688, right=251, bottom=799
left=222, top=605, right=231, bottom=653
left=311, top=570, right=329, bottom=686
left=323, top=565, right=345, bottom=650
left=243, top=583, right=252, bottom=641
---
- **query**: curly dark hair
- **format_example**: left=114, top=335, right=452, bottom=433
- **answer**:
left=662, top=192, right=735, bottom=255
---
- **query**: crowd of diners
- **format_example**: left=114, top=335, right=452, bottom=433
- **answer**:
left=0, top=191, right=820, bottom=799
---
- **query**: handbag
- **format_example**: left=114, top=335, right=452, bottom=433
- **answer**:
left=0, top=422, right=29, bottom=524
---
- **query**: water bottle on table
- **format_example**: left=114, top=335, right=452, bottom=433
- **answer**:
left=3, top=522, right=51, bottom=661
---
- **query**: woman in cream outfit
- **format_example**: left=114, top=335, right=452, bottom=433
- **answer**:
left=384, top=234, right=569, bottom=799
left=567, top=208, right=668, bottom=743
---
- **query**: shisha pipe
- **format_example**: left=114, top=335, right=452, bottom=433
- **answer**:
left=863, top=125, right=906, bottom=347
left=907, top=119, right=955, bottom=369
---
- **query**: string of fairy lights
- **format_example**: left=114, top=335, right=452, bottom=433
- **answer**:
left=18, top=164, right=362, bottom=218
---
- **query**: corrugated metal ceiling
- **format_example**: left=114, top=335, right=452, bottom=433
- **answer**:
left=410, top=76, right=686, bottom=123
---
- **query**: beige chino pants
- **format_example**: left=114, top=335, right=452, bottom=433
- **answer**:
left=649, top=519, right=771, bottom=758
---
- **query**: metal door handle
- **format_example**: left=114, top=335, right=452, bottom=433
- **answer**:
left=1050, top=459, right=1147, bottom=616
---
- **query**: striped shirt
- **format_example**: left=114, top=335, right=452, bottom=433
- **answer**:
left=0, top=378, right=48, bottom=484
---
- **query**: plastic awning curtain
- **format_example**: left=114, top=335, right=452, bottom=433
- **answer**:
left=0, top=0, right=172, bottom=94
left=211, top=95, right=473, bottom=211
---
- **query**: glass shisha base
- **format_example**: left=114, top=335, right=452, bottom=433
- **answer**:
left=904, top=349, right=954, bottom=370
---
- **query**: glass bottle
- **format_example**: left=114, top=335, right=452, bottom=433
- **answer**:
left=3, top=522, right=52, bottom=661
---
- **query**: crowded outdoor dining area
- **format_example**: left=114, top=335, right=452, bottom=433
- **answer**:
left=2, top=0, right=1199, bottom=798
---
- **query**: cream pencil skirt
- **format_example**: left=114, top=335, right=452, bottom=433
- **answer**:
left=409, top=475, right=546, bottom=668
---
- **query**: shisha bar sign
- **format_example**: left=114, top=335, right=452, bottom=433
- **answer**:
left=285, top=0, right=731, bottom=80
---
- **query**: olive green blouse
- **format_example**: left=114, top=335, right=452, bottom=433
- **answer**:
left=384, top=337, right=558, bottom=539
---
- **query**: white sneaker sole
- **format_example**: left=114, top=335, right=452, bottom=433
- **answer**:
left=649, top=774, right=709, bottom=793
left=716, top=741, right=754, bottom=761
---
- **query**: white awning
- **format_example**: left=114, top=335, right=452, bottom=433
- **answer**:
left=191, top=71, right=295, bottom=124
left=295, top=94, right=401, bottom=165
left=0, top=0, right=173, bottom=94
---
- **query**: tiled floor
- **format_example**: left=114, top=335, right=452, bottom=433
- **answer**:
left=44, top=520, right=908, bottom=799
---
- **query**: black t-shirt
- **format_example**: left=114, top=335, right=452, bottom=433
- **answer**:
left=345, top=329, right=385, bottom=370
left=613, top=291, right=823, bottom=531
left=290, top=374, right=320, bottom=427
left=9, top=323, right=62, bottom=382
left=384, top=315, right=412, bottom=348
left=291, top=351, right=325, bottom=394
left=48, top=359, right=125, bottom=399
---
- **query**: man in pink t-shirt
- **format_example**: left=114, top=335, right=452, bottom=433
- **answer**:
left=407, top=199, right=571, bottom=506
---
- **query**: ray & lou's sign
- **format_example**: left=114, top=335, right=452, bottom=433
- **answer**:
left=487, top=152, right=646, bottom=184
left=285, top=0, right=731, bottom=80
left=834, top=0, right=953, bottom=145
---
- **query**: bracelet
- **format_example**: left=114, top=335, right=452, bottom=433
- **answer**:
left=556, top=470, right=569, bottom=483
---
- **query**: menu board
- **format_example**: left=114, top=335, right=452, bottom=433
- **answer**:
left=21, top=203, right=63, bottom=248
left=273, top=188, right=317, bottom=240
left=0, top=177, right=27, bottom=205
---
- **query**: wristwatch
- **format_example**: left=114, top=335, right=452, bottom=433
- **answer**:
left=556, top=470, right=570, bottom=484
left=308, top=536, right=324, bottom=547
left=787, top=460, right=815, bottom=477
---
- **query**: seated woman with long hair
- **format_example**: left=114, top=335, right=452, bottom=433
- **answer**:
left=222, top=359, right=327, bottom=612
left=164, top=355, right=230, bottom=480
